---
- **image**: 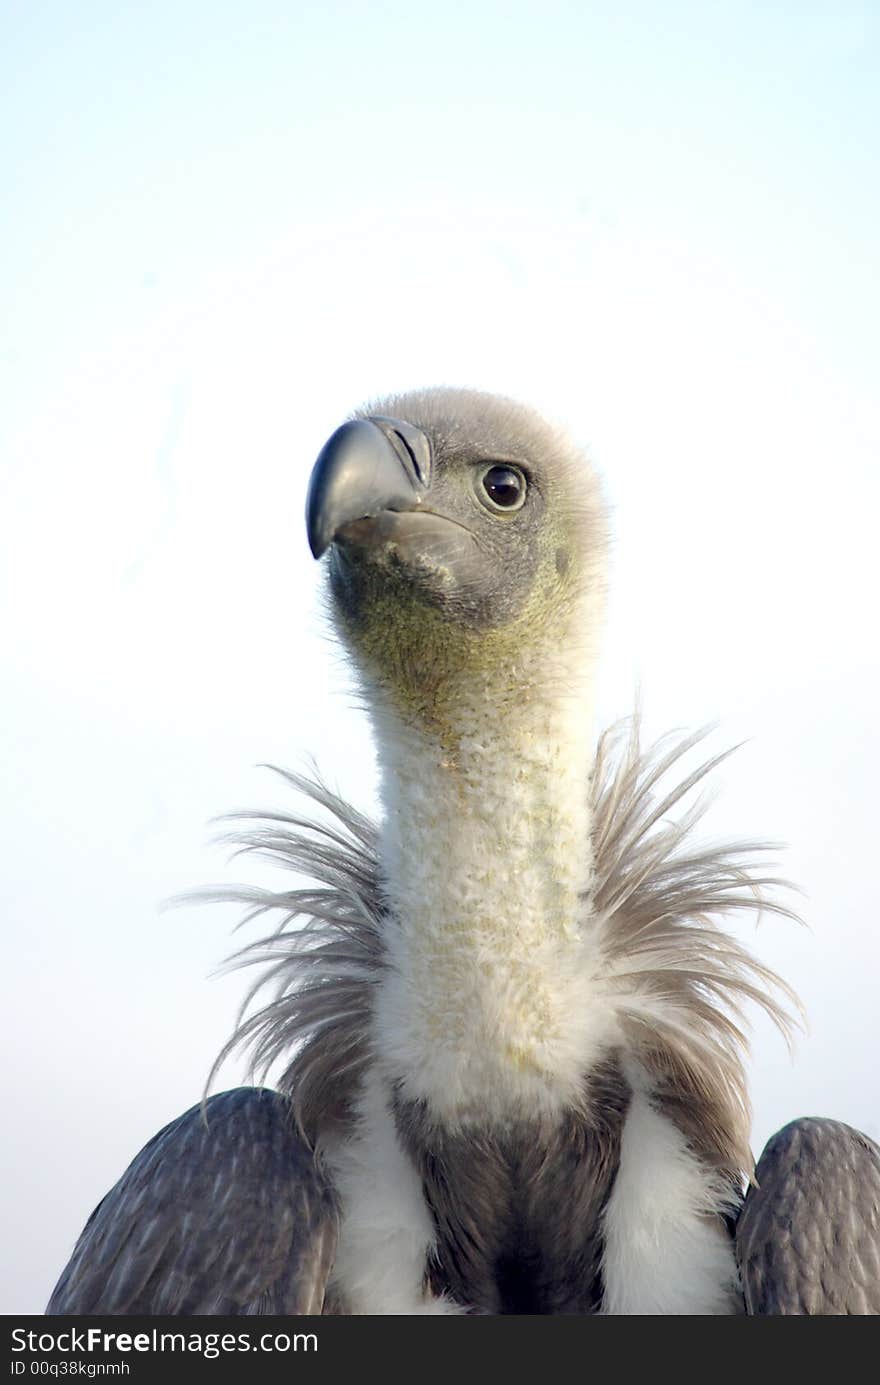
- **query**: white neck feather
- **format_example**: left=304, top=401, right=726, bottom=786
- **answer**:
left=367, top=638, right=619, bottom=1124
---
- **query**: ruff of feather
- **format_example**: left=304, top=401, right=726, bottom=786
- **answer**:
left=590, top=720, right=801, bottom=1178
left=205, top=720, right=801, bottom=1176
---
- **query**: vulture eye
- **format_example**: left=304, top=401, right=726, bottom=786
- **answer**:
left=478, top=464, right=527, bottom=513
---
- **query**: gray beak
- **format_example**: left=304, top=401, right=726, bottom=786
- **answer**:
left=306, top=416, right=433, bottom=559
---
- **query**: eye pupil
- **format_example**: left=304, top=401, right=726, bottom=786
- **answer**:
left=481, top=465, right=526, bottom=509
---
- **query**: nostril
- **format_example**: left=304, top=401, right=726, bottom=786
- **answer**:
left=369, top=416, right=432, bottom=489
left=392, top=429, right=427, bottom=486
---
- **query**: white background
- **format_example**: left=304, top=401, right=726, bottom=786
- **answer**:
left=2, top=2, right=878, bottom=1313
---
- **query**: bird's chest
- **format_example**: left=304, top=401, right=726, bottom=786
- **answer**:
left=392, top=1065, right=631, bottom=1314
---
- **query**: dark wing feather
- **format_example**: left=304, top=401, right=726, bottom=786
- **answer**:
left=736, top=1116, right=880, bottom=1314
left=46, top=1087, right=338, bottom=1315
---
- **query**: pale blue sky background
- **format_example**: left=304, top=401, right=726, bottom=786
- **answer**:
left=2, top=2, right=878, bottom=1313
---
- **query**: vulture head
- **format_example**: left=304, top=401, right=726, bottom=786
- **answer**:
left=307, top=388, right=608, bottom=739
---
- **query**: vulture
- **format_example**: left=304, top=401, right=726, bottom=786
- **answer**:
left=48, top=388, right=880, bottom=1315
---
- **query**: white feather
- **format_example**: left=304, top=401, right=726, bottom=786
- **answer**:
left=601, top=1078, right=742, bottom=1314
left=322, top=1066, right=462, bottom=1314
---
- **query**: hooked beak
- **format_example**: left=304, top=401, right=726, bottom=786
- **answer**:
left=305, top=416, right=433, bottom=559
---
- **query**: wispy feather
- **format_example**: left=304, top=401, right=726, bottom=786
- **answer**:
left=590, top=719, right=802, bottom=1178
left=203, top=719, right=801, bottom=1177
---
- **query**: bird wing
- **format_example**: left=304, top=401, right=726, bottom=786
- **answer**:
left=736, top=1116, right=880, bottom=1314
left=46, top=1087, right=338, bottom=1315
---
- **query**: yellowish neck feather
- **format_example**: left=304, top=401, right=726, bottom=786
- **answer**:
left=376, top=681, right=595, bottom=949
left=366, top=640, right=610, bottom=1121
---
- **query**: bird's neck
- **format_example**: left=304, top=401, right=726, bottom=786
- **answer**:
left=376, top=680, right=595, bottom=943
left=368, top=657, right=612, bottom=1122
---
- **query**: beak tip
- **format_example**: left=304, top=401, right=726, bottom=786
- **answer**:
left=307, top=524, right=327, bottom=560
